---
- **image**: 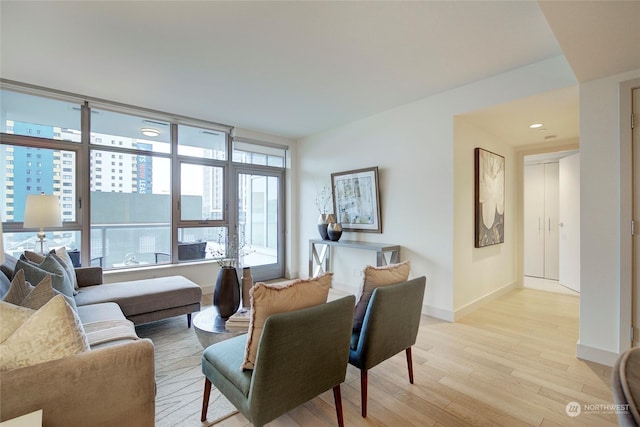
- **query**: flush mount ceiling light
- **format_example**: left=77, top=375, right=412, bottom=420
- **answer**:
left=140, top=128, right=160, bottom=137
left=529, top=123, right=543, bottom=129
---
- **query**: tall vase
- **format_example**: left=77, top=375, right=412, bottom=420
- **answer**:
left=318, top=213, right=336, bottom=240
left=317, top=214, right=330, bottom=240
left=241, top=266, right=253, bottom=308
left=213, top=266, right=240, bottom=321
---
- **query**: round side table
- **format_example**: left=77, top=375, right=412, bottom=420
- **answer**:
left=193, top=307, right=246, bottom=348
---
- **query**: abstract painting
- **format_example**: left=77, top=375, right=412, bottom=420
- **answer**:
left=475, top=148, right=505, bottom=247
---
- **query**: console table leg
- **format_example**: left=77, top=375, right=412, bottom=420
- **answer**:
left=310, top=241, right=331, bottom=277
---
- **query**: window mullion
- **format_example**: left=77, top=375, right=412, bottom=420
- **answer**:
left=171, top=123, right=179, bottom=264
left=79, top=102, right=91, bottom=267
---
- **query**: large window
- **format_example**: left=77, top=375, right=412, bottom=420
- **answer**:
left=0, top=90, right=81, bottom=142
left=90, top=149, right=171, bottom=267
left=0, top=84, right=287, bottom=280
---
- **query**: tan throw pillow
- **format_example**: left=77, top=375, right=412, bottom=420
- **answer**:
left=241, top=273, right=332, bottom=370
left=0, top=295, right=90, bottom=371
left=0, top=301, right=35, bottom=342
left=352, top=261, right=411, bottom=332
left=23, top=250, right=46, bottom=264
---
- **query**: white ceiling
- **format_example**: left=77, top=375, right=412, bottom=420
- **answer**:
left=1, top=1, right=638, bottom=142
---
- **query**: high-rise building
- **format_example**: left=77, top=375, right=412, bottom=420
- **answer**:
left=2, top=120, right=76, bottom=222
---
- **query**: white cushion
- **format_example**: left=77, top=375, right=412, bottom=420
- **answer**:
left=0, top=301, right=35, bottom=342
left=0, top=295, right=89, bottom=371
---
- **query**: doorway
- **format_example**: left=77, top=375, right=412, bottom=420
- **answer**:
left=232, top=165, right=285, bottom=282
left=523, top=150, right=580, bottom=294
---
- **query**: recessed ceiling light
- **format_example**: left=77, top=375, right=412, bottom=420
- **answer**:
left=529, top=123, right=543, bottom=129
left=544, top=135, right=557, bottom=141
left=141, top=128, right=160, bottom=137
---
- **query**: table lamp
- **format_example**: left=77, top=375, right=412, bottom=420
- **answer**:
left=23, top=193, right=62, bottom=254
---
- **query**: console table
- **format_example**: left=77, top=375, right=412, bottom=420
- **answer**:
left=308, top=239, right=401, bottom=277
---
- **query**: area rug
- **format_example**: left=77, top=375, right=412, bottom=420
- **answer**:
left=136, top=315, right=238, bottom=426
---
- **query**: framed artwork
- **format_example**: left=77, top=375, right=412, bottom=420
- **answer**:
left=331, top=166, right=382, bottom=233
left=475, top=148, right=505, bottom=247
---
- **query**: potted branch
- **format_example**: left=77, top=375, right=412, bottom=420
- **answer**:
left=209, top=232, right=253, bottom=328
left=315, top=185, right=335, bottom=240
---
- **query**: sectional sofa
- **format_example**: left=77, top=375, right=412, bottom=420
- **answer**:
left=0, top=252, right=203, bottom=426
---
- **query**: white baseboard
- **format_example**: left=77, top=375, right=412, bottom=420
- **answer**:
left=576, top=342, right=618, bottom=367
left=423, top=305, right=454, bottom=322
left=453, top=281, right=519, bottom=321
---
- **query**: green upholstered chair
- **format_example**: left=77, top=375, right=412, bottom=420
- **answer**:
left=349, top=276, right=426, bottom=417
left=200, top=295, right=355, bottom=427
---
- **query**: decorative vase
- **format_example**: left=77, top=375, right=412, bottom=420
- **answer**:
left=213, top=266, right=240, bottom=321
left=327, top=222, right=343, bottom=241
left=241, top=266, right=253, bottom=308
left=317, top=214, right=332, bottom=240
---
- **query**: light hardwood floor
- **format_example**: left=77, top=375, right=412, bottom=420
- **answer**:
left=213, top=287, right=617, bottom=427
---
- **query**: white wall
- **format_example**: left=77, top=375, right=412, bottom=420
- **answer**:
left=453, top=118, right=518, bottom=318
left=300, top=99, right=456, bottom=317
left=297, top=55, right=576, bottom=320
left=578, top=69, right=640, bottom=366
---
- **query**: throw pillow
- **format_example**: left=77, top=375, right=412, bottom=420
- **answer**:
left=25, top=250, right=77, bottom=294
left=0, top=301, right=35, bottom=342
left=23, top=250, right=46, bottom=264
left=352, top=261, right=411, bottom=332
left=49, top=247, right=79, bottom=294
left=1, top=270, right=34, bottom=304
left=0, top=272, right=11, bottom=300
left=241, top=273, right=333, bottom=370
left=2, top=271, right=75, bottom=310
left=0, top=295, right=89, bottom=371
left=16, top=254, right=76, bottom=302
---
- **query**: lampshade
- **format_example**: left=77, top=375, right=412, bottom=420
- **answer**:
left=23, top=194, right=62, bottom=229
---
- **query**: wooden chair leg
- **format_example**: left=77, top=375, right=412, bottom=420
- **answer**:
left=201, top=378, right=212, bottom=422
left=360, top=369, right=368, bottom=417
left=187, top=313, right=192, bottom=328
left=406, top=347, right=414, bottom=384
left=333, top=385, right=344, bottom=427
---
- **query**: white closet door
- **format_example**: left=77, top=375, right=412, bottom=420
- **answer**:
left=524, top=164, right=545, bottom=277
left=544, top=162, right=560, bottom=280
left=559, top=153, right=580, bottom=291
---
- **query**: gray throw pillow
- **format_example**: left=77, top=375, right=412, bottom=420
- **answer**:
left=15, top=256, right=77, bottom=310
left=48, top=249, right=79, bottom=295
left=0, top=272, right=11, bottom=300
left=2, top=270, right=76, bottom=310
